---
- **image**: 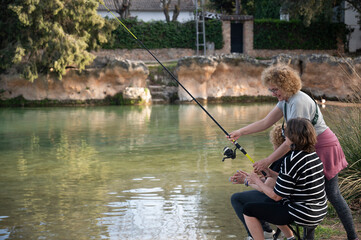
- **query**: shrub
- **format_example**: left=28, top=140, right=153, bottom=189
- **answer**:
left=254, top=19, right=347, bottom=50
left=325, top=63, right=361, bottom=204
left=102, top=19, right=223, bottom=50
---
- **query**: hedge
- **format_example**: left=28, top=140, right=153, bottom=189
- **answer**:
left=254, top=19, right=347, bottom=50
left=102, top=18, right=347, bottom=51
left=102, top=18, right=224, bottom=50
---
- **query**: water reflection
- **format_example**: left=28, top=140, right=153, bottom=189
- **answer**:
left=0, top=104, right=284, bottom=239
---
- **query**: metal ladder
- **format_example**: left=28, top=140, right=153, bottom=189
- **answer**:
left=195, top=0, right=206, bottom=55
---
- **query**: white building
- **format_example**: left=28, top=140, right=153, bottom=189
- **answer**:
left=343, top=2, right=361, bottom=53
left=98, top=0, right=196, bottom=23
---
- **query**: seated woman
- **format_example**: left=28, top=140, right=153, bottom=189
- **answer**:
left=244, top=118, right=328, bottom=240
left=230, top=123, right=287, bottom=240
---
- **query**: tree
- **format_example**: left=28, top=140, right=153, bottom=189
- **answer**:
left=160, top=0, right=181, bottom=22
left=279, top=0, right=361, bottom=26
left=279, top=0, right=333, bottom=26
left=0, top=0, right=115, bottom=82
left=252, top=0, right=282, bottom=19
left=208, top=0, right=235, bottom=14
left=207, top=0, right=282, bottom=18
left=113, top=0, right=131, bottom=19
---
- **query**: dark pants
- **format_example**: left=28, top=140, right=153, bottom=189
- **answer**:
left=231, top=190, right=274, bottom=236
left=325, top=175, right=358, bottom=240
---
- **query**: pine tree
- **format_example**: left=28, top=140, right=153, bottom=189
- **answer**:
left=0, top=0, right=114, bottom=82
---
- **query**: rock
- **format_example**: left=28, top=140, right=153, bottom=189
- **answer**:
left=123, top=87, right=151, bottom=104
left=0, top=57, right=150, bottom=103
left=1, top=54, right=360, bottom=104
left=176, top=54, right=361, bottom=101
left=176, top=54, right=269, bottom=101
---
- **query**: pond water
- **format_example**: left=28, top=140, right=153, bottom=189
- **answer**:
left=0, top=103, right=337, bottom=240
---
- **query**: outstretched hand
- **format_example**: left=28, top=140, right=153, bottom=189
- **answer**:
left=229, top=169, right=249, bottom=184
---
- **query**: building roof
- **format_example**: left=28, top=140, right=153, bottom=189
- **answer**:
left=99, top=0, right=196, bottom=12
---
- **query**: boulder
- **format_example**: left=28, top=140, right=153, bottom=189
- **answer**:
left=0, top=57, right=150, bottom=103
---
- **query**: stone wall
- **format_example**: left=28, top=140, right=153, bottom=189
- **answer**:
left=0, top=58, right=151, bottom=103
left=1, top=54, right=360, bottom=105
left=175, top=54, right=361, bottom=101
left=93, top=48, right=196, bottom=62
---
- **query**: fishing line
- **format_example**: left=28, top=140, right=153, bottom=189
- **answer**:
left=98, top=1, right=255, bottom=164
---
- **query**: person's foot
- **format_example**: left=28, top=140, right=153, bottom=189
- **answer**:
left=264, top=230, right=275, bottom=239
left=244, top=236, right=253, bottom=240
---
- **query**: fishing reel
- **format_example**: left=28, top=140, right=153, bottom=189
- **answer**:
left=222, top=146, right=238, bottom=162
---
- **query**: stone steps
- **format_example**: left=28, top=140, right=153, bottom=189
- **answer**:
left=148, top=84, right=178, bottom=104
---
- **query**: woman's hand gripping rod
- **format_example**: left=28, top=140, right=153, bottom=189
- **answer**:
left=98, top=0, right=256, bottom=166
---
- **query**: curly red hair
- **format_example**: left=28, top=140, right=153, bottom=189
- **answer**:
left=261, top=64, right=302, bottom=98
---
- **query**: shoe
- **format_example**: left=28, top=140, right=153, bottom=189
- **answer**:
left=244, top=236, right=253, bottom=240
left=264, top=230, right=276, bottom=239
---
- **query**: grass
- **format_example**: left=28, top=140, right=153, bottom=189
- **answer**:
left=315, top=55, right=361, bottom=239
left=329, top=57, right=361, bottom=204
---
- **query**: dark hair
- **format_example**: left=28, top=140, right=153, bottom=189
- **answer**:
left=285, top=118, right=317, bottom=153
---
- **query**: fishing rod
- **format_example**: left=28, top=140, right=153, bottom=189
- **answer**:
left=98, top=0, right=255, bottom=164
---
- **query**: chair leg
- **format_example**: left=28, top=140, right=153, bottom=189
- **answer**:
left=273, top=228, right=281, bottom=240
left=287, top=224, right=316, bottom=240
left=303, top=226, right=315, bottom=240
left=287, top=224, right=301, bottom=240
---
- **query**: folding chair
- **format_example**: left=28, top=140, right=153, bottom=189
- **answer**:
left=273, top=224, right=315, bottom=240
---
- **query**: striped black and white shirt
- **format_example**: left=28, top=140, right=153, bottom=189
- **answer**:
left=274, top=150, right=328, bottom=226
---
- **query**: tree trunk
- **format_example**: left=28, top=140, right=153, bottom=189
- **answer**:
left=172, top=0, right=181, bottom=22
left=161, top=0, right=171, bottom=22
left=113, top=0, right=131, bottom=19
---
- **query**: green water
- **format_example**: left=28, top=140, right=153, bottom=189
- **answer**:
left=0, top=103, right=282, bottom=240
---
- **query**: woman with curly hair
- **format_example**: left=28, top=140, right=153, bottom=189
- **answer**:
left=228, top=64, right=358, bottom=240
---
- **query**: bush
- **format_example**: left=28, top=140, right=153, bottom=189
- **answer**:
left=102, top=19, right=223, bottom=50
left=335, top=102, right=361, bottom=203
left=254, top=19, right=347, bottom=50
left=325, top=64, right=361, bottom=204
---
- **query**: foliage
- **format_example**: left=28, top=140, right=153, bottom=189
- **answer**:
left=325, top=62, right=361, bottom=203
left=335, top=108, right=361, bottom=202
left=207, top=0, right=235, bottom=14
left=207, top=0, right=360, bottom=27
left=278, top=0, right=361, bottom=27
left=0, top=0, right=115, bottom=82
left=207, top=0, right=282, bottom=18
left=254, top=19, right=347, bottom=50
left=278, top=0, right=337, bottom=26
left=252, top=0, right=282, bottom=19
left=102, top=18, right=223, bottom=50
